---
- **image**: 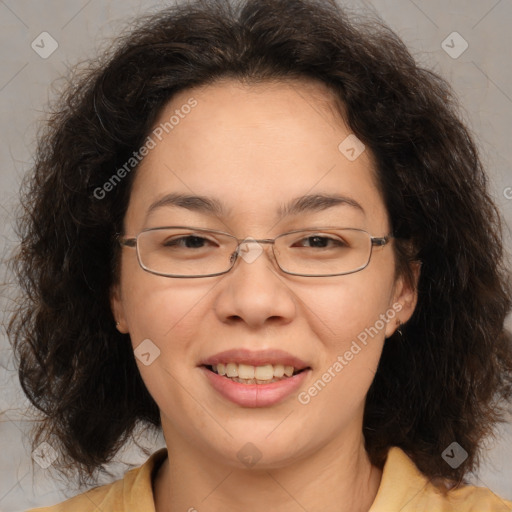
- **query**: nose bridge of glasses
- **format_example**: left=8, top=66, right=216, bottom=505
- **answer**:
left=236, top=237, right=275, bottom=249
left=232, top=237, right=278, bottom=266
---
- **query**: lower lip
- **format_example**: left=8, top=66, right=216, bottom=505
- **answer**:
left=200, top=366, right=311, bottom=408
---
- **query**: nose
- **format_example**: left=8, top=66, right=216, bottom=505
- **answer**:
left=213, top=239, right=297, bottom=329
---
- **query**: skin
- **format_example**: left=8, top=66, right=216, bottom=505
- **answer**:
left=111, top=78, right=420, bottom=512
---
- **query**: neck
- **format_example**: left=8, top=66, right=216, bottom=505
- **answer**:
left=153, top=427, right=382, bottom=512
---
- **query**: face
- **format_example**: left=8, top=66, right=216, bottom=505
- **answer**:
left=112, top=78, right=418, bottom=469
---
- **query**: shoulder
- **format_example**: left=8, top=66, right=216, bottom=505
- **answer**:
left=25, top=449, right=168, bottom=512
left=415, top=481, right=512, bottom=512
left=441, top=484, right=512, bottom=511
left=370, top=446, right=512, bottom=512
left=26, top=478, right=125, bottom=512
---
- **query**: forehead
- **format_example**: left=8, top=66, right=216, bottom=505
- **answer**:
left=125, top=78, right=388, bottom=233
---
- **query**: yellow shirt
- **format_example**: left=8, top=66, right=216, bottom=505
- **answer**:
left=27, top=446, right=512, bottom=511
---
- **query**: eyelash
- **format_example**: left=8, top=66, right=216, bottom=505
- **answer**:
left=162, top=234, right=348, bottom=249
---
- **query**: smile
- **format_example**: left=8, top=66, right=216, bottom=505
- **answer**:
left=207, top=362, right=304, bottom=384
left=201, top=365, right=311, bottom=408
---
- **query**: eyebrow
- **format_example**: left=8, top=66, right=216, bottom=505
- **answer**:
left=145, top=192, right=365, bottom=221
left=278, top=193, right=365, bottom=218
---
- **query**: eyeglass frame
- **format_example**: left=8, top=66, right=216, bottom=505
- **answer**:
left=117, top=225, right=394, bottom=278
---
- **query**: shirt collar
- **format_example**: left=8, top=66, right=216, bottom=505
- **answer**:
left=127, top=445, right=453, bottom=511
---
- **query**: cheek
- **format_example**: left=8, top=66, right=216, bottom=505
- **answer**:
left=122, top=277, right=211, bottom=413
left=121, top=271, right=212, bottom=353
left=301, top=271, right=395, bottom=347
left=300, top=274, right=394, bottom=400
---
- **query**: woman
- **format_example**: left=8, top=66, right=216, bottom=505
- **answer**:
left=8, top=0, right=512, bottom=510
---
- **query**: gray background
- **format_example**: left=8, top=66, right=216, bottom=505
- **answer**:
left=0, top=0, right=511, bottom=510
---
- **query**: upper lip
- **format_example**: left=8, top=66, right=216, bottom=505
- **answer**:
left=200, top=349, right=310, bottom=370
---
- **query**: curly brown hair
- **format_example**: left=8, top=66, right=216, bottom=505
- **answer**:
left=7, top=0, right=512, bottom=491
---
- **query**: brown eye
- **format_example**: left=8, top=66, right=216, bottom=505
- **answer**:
left=163, top=235, right=213, bottom=249
left=292, top=234, right=348, bottom=248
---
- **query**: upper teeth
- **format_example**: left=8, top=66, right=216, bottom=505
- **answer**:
left=212, top=363, right=296, bottom=380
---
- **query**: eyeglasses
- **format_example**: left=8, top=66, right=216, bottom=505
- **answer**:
left=118, top=226, right=393, bottom=278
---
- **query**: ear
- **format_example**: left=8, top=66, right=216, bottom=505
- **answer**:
left=110, top=283, right=129, bottom=334
left=384, top=261, right=421, bottom=339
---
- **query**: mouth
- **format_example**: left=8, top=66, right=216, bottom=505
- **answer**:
left=203, top=363, right=309, bottom=385
left=199, top=349, right=312, bottom=406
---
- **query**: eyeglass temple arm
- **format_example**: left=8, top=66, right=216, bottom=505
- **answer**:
left=117, top=235, right=137, bottom=247
left=371, top=235, right=392, bottom=246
